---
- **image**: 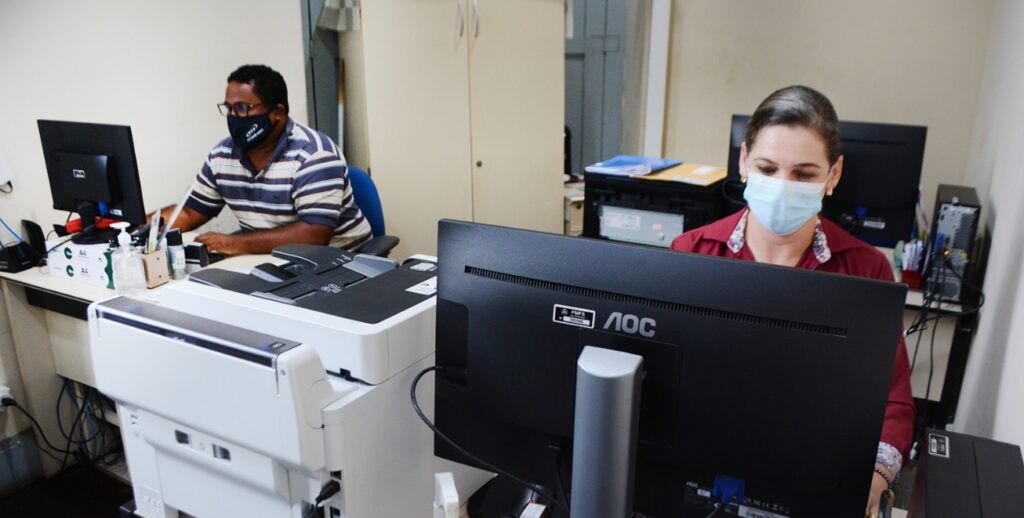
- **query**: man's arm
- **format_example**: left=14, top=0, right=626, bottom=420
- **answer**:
left=158, top=205, right=212, bottom=233
left=194, top=221, right=334, bottom=255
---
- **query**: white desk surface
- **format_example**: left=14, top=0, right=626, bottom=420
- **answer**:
left=0, top=253, right=276, bottom=303
left=0, top=264, right=112, bottom=302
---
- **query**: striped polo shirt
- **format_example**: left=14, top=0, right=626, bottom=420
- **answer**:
left=185, top=119, right=371, bottom=250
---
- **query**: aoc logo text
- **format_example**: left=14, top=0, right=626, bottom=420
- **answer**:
left=603, top=312, right=656, bottom=338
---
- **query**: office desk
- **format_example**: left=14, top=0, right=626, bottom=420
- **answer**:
left=0, top=254, right=274, bottom=475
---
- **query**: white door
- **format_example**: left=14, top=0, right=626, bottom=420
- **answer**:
left=467, top=0, right=565, bottom=234
left=360, top=0, right=475, bottom=257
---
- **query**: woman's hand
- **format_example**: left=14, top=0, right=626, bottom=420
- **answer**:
left=865, top=466, right=893, bottom=517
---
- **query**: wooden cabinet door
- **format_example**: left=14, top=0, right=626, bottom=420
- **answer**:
left=360, top=0, right=475, bottom=257
left=467, top=0, right=565, bottom=234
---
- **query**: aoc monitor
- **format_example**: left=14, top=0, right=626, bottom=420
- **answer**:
left=727, top=114, right=927, bottom=247
left=434, top=220, right=906, bottom=517
left=38, top=120, right=146, bottom=240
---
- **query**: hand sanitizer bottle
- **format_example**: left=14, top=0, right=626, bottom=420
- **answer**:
left=110, top=222, right=146, bottom=296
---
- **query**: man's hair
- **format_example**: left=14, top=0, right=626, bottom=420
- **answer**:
left=228, top=64, right=289, bottom=114
left=745, top=85, right=841, bottom=165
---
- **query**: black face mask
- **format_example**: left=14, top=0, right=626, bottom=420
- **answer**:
left=227, top=113, right=274, bottom=150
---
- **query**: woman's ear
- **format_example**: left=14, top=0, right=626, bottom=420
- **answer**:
left=739, top=142, right=749, bottom=181
left=827, top=155, right=844, bottom=196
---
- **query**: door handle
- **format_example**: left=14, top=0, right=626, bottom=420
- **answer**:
left=472, top=0, right=480, bottom=39
left=457, top=0, right=465, bottom=38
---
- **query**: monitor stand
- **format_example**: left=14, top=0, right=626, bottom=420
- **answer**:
left=570, top=346, right=643, bottom=517
left=465, top=346, right=643, bottom=518
left=68, top=202, right=125, bottom=245
left=71, top=227, right=119, bottom=245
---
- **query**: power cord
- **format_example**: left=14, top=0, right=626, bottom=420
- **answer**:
left=703, top=500, right=723, bottom=518
left=302, top=480, right=341, bottom=518
left=44, top=219, right=100, bottom=257
left=1, top=395, right=79, bottom=456
left=924, top=262, right=946, bottom=401
left=410, top=365, right=570, bottom=514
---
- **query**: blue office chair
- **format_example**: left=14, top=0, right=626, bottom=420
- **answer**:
left=348, top=166, right=399, bottom=257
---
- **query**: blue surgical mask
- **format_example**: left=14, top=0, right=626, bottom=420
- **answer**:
left=743, top=169, right=829, bottom=235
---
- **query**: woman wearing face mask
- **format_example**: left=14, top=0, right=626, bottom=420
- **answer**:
left=671, top=85, right=913, bottom=518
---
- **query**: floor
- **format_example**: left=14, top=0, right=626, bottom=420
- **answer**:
left=0, top=460, right=920, bottom=518
left=0, top=464, right=132, bottom=518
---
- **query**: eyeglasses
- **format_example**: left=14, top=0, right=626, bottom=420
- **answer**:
left=216, top=102, right=265, bottom=117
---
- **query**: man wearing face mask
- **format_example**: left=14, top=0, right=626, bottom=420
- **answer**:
left=671, top=86, right=913, bottom=518
left=159, top=64, right=371, bottom=255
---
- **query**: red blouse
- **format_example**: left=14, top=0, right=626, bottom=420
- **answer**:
left=670, top=209, right=914, bottom=465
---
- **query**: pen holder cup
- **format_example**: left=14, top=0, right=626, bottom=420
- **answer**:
left=141, top=251, right=169, bottom=288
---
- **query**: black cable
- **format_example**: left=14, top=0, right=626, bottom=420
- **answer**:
left=302, top=502, right=317, bottom=518
left=553, top=449, right=570, bottom=513
left=86, top=390, right=122, bottom=467
left=59, top=398, right=88, bottom=471
left=924, top=263, right=945, bottom=401
left=905, top=286, right=986, bottom=336
left=908, top=265, right=941, bottom=375
left=924, top=306, right=940, bottom=401
left=410, top=366, right=570, bottom=514
left=76, top=390, right=106, bottom=458
left=906, top=276, right=985, bottom=334
left=703, top=501, right=723, bottom=518
left=55, top=379, right=71, bottom=442
left=908, top=254, right=987, bottom=379
left=44, top=220, right=100, bottom=257
left=302, top=480, right=340, bottom=518
left=58, top=381, right=93, bottom=471
left=2, top=397, right=79, bottom=455
left=515, top=489, right=538, bottom=516
left=908, top=291, right=934, bottom=375
left=86, top=390, right=109, bottom=461
left=55, top=380, right=105, bottom=447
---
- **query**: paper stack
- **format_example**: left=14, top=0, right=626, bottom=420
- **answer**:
left=636, top=162, right=727, bottom=187
left=584, top=155, right=682, bottom=177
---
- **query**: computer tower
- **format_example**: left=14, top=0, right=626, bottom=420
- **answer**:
left=909, top=429, right=1024, bottom=517
left=926, top=185, right=981, bottom=303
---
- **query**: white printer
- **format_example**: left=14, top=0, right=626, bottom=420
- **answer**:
left=88, top=245, right=487, bottom=517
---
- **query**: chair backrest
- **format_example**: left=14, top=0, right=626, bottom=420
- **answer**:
left=347, top=166, right=385, bottom=237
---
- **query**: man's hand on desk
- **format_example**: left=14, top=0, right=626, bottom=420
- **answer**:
left=194, top=232, right=246, bottom=256
left=194, top=222, right=334, bottom=255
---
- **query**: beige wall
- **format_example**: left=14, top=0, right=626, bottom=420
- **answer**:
left=0, top=0, right=307, bottom=230
left=663, top=0, right=993, bottom=214
left=956, top=0, right=1024, bottom=446
left=0, top=0, right=306, bottom=441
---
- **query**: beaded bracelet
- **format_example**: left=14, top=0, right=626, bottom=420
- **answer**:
left=874, top=465, right=895, bottom=489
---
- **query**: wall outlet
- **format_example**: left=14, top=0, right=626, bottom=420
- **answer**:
left=0, top=384, right=11, bottom=412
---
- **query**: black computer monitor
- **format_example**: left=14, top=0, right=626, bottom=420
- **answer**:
left=434, top=220, right=906, bottom=517
left=38, top=120, right=146, bottom=241
left=727, top=114, right=926, bottom=247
